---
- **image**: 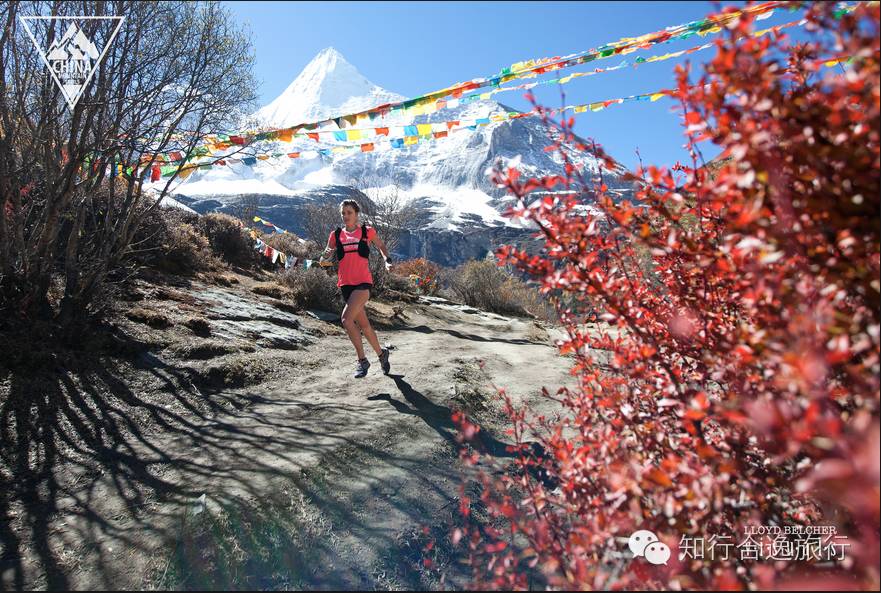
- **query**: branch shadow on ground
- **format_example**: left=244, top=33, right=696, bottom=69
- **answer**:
left=0, top=326, right=473, bottom=590
left=397, top=324, right=549, bottom=346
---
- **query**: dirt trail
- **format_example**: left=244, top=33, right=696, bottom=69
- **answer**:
left=1, top=277, right=576, bottom=590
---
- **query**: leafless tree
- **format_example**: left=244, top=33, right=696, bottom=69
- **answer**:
left=0, top=1, right=256, bottom=329
left=229, top=194, right=261, bottom=224
left=301, top=199, right=342, bottom=247
left=351, top=174, right=417, bottom=257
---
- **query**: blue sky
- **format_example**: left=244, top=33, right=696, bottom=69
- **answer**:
left=224, top=1, right=807, bottom=170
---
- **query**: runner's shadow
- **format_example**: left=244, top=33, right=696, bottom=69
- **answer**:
left=368, top=375, right=516, bottom=458
left=398, top=325, right=547, bottom=346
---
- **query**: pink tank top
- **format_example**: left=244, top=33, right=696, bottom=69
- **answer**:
left=329, top=225, right=377, bottom=287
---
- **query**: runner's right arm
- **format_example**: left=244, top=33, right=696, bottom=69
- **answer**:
left=319, top=234, right=333, bottom=264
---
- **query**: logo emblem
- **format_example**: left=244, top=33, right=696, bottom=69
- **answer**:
left=19, top=15, right=124, bottom=110
left=628, top=529, right=671, bottom=565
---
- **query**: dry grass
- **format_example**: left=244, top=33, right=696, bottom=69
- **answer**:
left=251, top=281, right=295, bottom=300
left=125, top=306, right=173, bottom=329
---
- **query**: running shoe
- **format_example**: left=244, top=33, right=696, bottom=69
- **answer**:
left=378, top=348, right=391, bottom=374
left=354, top=358, right=370, bottom=378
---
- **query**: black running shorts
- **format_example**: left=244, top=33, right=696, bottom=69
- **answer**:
left=340, top=282, right=372, bottom=302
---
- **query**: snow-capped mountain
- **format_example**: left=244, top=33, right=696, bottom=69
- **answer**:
left=165, top=48, right=633, bottom=265
left=252, top=47, right=406, bottom=128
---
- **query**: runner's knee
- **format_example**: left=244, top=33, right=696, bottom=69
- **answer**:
left=342, top=306, right=362, bottom=327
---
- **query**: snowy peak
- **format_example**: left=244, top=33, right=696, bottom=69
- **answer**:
left=252, top=47, right=406, bottom=128
left=307, top=46, right=352, bottom=74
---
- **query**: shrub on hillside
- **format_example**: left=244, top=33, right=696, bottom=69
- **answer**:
left=383, top=272, right=418, bottom=295
left=132, top=207, right=220, bottom=275
left=391, top=258, right=441, bottom=295
left=262, top=232, right=314, bottom=261
left=279, top=267, right=341, bottom=312
left=200, top=212, right=258, bottom=267
left=447, top=260, right=536, bottom=317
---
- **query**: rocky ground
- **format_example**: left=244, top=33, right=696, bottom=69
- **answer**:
left=0, top=269, right=577, bottom=590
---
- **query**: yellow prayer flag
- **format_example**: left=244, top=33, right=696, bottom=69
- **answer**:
left=574, top=105, right=588, bottom=113
left=650, top=93, right=665, bottom=102
left=490, top=114, right=504, bottom=122
left=479, top=92, right=491, bottom=100
left=332, top=146, right=346, bottom=153
left=346, top=129, right=363, bottom=141
left=277, top=129, right=293, bottom=142
left=404, top=136, right=417, bottom=145
left=416, top=124, right=432, bottom=136
left=253, top=216, right=261, bottom=222
left=589, top=103, right=604, bottom=112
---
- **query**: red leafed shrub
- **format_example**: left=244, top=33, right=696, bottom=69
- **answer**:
left=391, top=257, right=441, bottom=294
left=454, top=3, right=879, bottom=590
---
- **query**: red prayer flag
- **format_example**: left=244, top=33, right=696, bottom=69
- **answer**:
left=288, top=152, right=300, bottom=158
left=433, top=131, right=447, bottom=139
left=150, top=165, right=161, bottom=182
left=307, top=133, right=319, bottom=142
left=360, top=143, right=375, bottom=152
left=230, top=135, right=246, bottom=145
left=375, top=127, right=389, bottom=136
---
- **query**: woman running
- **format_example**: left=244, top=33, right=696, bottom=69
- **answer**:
left=319, top=199, right=392, bottom=378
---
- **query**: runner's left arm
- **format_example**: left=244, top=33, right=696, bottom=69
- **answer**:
left=371, top=233, right=393, bottom=267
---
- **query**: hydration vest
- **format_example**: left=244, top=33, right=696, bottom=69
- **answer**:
left=335, top=224, right=371, bottom=260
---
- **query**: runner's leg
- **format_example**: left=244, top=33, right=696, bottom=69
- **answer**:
left=341, top=289, right=370, bottom=360
left=353, top=301, right=382, bottom=356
